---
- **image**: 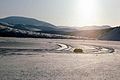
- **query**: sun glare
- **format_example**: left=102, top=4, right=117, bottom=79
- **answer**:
left=75, top=0, right=98, bottom=26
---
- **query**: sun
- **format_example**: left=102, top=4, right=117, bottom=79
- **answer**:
left=75, top=0, right=98, bottom=26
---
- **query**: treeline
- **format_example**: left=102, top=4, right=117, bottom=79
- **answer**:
left=0, top=24, right=77, bottom=39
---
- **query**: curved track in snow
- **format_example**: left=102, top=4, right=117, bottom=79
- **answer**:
left=0, top=38, right=115, bottom=54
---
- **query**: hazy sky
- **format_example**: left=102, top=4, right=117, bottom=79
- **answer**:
left=0, top=0, right=120, bottom=27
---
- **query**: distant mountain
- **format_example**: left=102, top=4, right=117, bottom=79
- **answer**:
left=0, top=16, right=57, bottom=32
left=0, top=16, right=120, bottom=40
left=78, top=25, right=111, bottom=30
left=57, top=26, right=78, bottom=32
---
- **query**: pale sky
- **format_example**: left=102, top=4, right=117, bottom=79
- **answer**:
left=0, top=0, right=120, bottom=27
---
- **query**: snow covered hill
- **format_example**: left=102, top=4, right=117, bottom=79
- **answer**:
left=0, top=16, right=58, bottom=31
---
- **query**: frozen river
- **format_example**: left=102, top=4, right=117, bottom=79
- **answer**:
left=0, top=37, right=120, bottom=80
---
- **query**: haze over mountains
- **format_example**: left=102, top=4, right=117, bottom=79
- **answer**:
left=0, top=16, right=120, bottom=40
left=78, top=25, right=111, bottom=30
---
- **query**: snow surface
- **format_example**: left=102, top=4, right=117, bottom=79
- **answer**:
left=0, top=37, right=120, bottom=80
